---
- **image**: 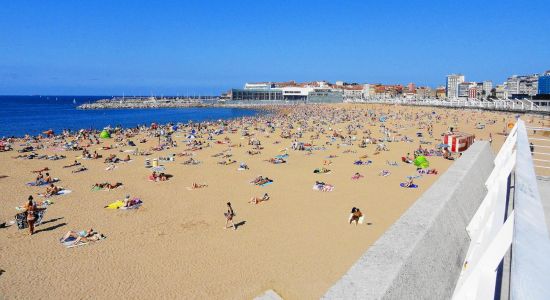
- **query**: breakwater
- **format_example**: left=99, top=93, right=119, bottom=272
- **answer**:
left=77, top=97, right=216, bottom=109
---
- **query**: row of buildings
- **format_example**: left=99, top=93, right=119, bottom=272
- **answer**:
left=222, top=81, right=449, bottom=103
left=446, top=70, right=550, bottom=101
left=221, top=70, right=550, bottom=104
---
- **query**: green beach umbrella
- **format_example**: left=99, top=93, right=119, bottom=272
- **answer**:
left=413, top=156, right=429, bottom=169
left=99, top=130, right=111, bottom=139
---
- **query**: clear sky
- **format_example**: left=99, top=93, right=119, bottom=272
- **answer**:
left=1, top=0, right=549, bottom=95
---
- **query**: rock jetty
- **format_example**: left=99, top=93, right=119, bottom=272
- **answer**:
left=77, top=97, right=215, bottom=109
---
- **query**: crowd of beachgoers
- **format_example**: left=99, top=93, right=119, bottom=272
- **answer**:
left=1, top=103, right=545, bottom=299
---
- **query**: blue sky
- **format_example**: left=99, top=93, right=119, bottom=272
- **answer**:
left=1, top=0, right=549, bottom=95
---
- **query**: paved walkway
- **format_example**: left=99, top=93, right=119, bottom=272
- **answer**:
left=537, top=177, right=550, bottom=233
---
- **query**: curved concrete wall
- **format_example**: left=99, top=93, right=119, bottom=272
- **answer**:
left=323, top=141, right=494, bottom=299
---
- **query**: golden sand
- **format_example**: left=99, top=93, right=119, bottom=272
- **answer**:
left=0, top=104, right=547, bottom=299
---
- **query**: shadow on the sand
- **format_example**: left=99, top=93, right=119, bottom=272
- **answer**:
left=0, top=269, right=5, bottom=277
left=34, top=222, right=67, bottom=234
left=41, top=217, right=64, bottom=225
left=235, top=220, right=246, bottom=229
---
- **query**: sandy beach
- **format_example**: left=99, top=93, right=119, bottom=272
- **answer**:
left=0, top=104, right=548, bottom=299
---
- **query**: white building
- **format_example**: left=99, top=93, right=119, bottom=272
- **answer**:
left=482, top=81, right=493, bottom=98
left=505, top=74, right=539, bottom=98
left=446, top=74, right=465, bottom=99
left=244, top=82, right=273, bottom=90
left=495, top=84, right=508, bottom=99
left=281, top=86, right=313, bottom=101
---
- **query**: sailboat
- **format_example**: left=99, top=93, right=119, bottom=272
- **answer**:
left=73, top=98, right=76, bottom=104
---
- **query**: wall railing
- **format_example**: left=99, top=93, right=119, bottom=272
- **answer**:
left=452, top=119, right=550, bottom=299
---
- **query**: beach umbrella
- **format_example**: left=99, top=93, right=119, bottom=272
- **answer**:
left=99, top=130, right=111, bottom=139
left=151, top=166, right=166, bottom=172
left=413, top=156, right=429, bottom=169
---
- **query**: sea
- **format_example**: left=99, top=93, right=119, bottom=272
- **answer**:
left=0, top=96, right=259, bottom=138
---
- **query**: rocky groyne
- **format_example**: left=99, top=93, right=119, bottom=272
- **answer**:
left=77, top=97, right=215, bottom=109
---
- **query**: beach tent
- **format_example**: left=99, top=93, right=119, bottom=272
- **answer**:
left=99, top=130, right=111, bottom=139
left=413, top=156, right=429, bottom=169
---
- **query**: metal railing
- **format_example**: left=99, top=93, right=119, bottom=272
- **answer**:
left=527, top=127, right=550, bottom=174
left=452, top=119, right=550, bottom=299
left=352, top=97, right=550, bottom=113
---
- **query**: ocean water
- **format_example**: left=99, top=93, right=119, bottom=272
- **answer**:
left=0, top=96, right=259, bottom=137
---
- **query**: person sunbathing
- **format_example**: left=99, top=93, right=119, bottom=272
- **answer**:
left=104, top=154, right=119, bottom=163
left=352, top=172, right=364, bottom=179
left=60, top=229, right=104, bottom=245
left=251, top=176, right=264, bottom=184
left=123, top=195, right=136, bottom=207
left=248, top=193, right=270, bottom=204
left=149, top=171, right=159, bottom=181
left=122, top=154, right=131, bottom=162
left=239, top=162, right=249, bottom=170
left=256, top=177, right=272, bottom=185
left=191, top=182, right=207, bottom=189
left=72, top=166, right=87, bottom=173
left=403, top=178, right=414, bottom=187
left=44, top=173, right=53, bottom=183
left=158, top=173, right=168, bottom=181
left=93, top=182, right=123, bottom=190
left=35, top=172, right=45, bottom=185
left=379, top=170, right=391, bottom=176
left=63, top=160, right=81, bottom=168
left=44, top=184, right=60, bottom=197
left=31, top=167, right=49, bottom=173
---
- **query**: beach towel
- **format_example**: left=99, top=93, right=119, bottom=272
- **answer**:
left=417, top=169, right=438, bottom=175
left=400, top=183, right=418, bottom=188
left=61, top=234, right=105, bottom=248
left=26, top=178, right=59, bottom=186
left=313, top=184, right=334, bottom=192
left=260, top=181, right=273, bottom=187
left=38, top=190, right=72, bottom=197
left=104, top=200, right=124, bottom=209
left=120, top=200, right=142, bottom=210
left=379, top=170, right=391, bottom=177
left=15, top=210, right=46, bottom=229
left=105, top=198, right=142, bottom=210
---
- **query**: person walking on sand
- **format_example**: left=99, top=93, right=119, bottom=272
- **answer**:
left=224, top=202, right=236, bottom=230
left=25, top=196, right=37, bottom=235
